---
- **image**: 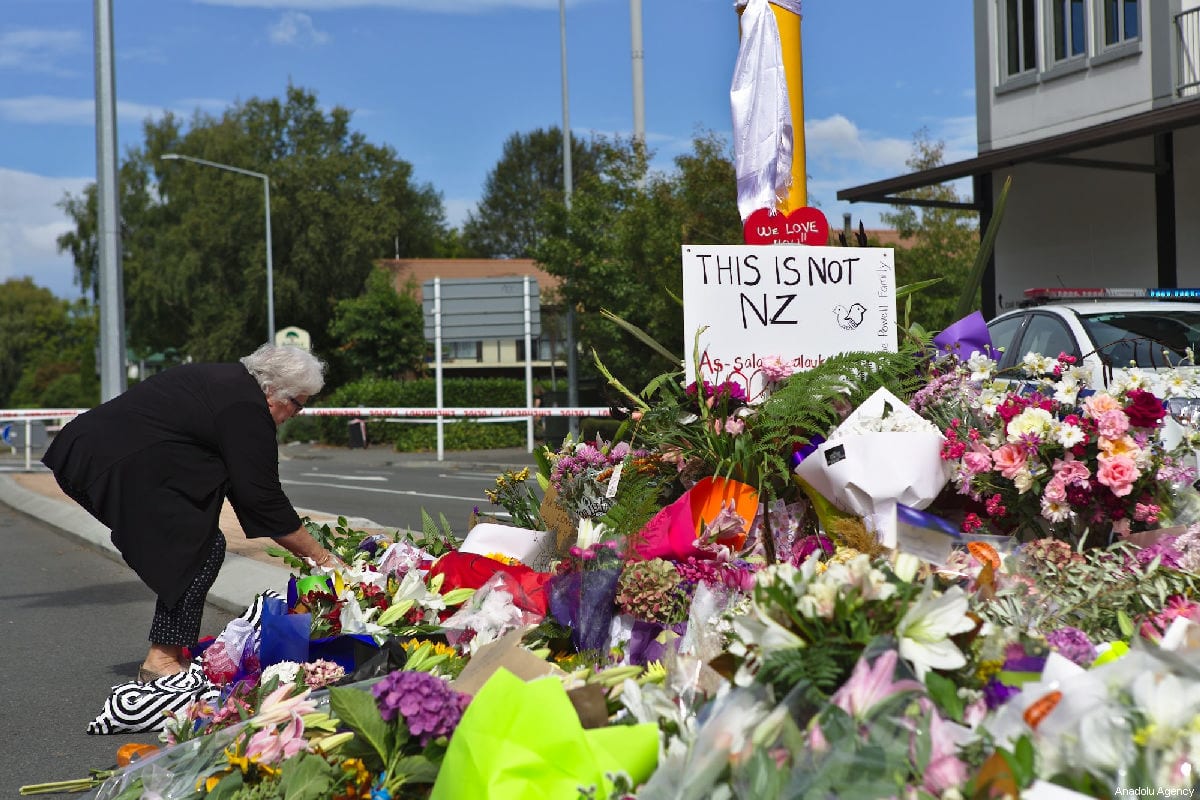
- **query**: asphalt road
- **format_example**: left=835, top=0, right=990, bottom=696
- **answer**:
left=0, top=501, right=234, bottom=798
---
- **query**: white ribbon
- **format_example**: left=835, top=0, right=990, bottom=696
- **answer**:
left=730, top=0, right=795, bottom=221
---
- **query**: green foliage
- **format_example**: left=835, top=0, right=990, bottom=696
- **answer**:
left=461, top=127, right=602, bottom=258
left=599, top=462, right=671, bottom=539
left=57, top=84, right=447, bottom=368
left=533, top=131, right=742, bottom=397
left=0, top=280, right=98, bottom=408
left=880, top=128, right=981, bottom=333
left=315, top=375, right=530, bottom=449
left=757, top=644, right=855, bottom=705
left=328, top=269, right=428, bottom=379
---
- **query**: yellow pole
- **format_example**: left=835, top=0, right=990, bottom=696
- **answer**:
left=771, top=3, right=806, bottom=212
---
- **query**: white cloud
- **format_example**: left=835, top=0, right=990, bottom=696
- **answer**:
left=0, top=168, right=89, bottom=297
left=0, top=95, right=210, bottom=126
left=0, top=28, right=85, bottom=75
left=268, top=12, right=330, bottom=45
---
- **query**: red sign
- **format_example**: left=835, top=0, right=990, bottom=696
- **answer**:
left=742, top=206, right=829, bottom=246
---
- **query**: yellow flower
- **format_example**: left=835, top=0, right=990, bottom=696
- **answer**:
left=401, top=639, right=456, bottom=659
left=483, top=551, right=520, bottom=566
left=975, top=659, right=1003, bottom=683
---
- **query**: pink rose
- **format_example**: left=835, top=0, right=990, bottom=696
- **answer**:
left=1096, top=454, right=1140, bottom=497
left=992, top=444, right=1027, bottom=479
left=1096, top=409, right=1130, bottom=439
left=1083, top=393, right=1121, bottom=418
left=1043, top=478, right=1067, bottom=503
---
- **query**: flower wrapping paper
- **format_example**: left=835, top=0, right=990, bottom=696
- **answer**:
left=794, top=387, right=950, bottom=548
left=460, top=522, right=558, bottom=572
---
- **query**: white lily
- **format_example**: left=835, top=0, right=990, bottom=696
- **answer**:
left=895, top=580, right=975, bottom=680
left=336, top=588, right=390, bottom=639
left=575, top=518, right=607, bottom=550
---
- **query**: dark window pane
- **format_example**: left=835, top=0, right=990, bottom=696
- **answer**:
left=1016, top=315, right=1080, bottom=363
left=1070, top=0, right=1085, bottom=54
left=1105, top=0, right=1119, bottom=45
left=1006, top=0, right=1021, bottom=74
left=1054, top=1, right=1066, bottom=60
left=1079, top=311, right=1200, bottom=367
left=1022, top=0, right=1036, bottom=69
left=986, top=315, right=1025, bottom=363
left=1124, top=0, right=1139, bottom=40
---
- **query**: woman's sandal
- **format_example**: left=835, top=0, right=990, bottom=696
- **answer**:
left=137, top=666, right=183, bottom=683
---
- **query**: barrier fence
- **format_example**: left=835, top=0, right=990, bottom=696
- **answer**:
left=1, top=406, right=614, bottom=470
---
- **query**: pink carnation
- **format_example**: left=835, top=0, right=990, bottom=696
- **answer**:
left=1052, top=456, right=1091, bottom=485
left=962, top=450, right=992, bottom=475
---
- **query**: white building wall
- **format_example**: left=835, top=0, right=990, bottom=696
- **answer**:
left=990, top=138, right=1160, bottom=313
left=981, top=0, right=1158, bottom=150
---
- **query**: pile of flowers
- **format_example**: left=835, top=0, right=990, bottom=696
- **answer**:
left=919, top=351, right=1196, bottom=544
left=28, top=336, right=1200, bottom=800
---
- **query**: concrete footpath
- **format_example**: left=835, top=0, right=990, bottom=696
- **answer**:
left=0, top=441, right=535, bottom=615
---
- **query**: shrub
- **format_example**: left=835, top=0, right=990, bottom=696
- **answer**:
left=313, top=377, right=530, bottom=451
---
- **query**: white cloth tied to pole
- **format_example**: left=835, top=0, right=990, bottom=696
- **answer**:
left=731, top=0, right=797, bottom=221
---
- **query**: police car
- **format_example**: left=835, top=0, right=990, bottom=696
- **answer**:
left=986, top=288, right=1200, bottom=394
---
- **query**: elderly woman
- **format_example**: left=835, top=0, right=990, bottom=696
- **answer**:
left=42, top=343, right=342, bottom=682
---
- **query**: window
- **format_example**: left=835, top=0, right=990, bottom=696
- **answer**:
left=1052, top=0, right=1086, bottom=62
left=1102, top=0, right=1139, bottom=46
left=1013, top=314, right=1081, bottom=363
left=1004, top=0, right=1038, bottom=77
left=1078, top=310, right=1200, bottom=368
left=986, top=314, right=1026, bottom=366
left=445, top=340, right=481, bottom=362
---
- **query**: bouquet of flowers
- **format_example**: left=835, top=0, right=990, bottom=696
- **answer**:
left=922, top=351, right=1195, bottom=544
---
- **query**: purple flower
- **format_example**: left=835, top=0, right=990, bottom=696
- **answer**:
left=371, top=670, right=470, bottom=746
left=1044, top=626, right=1096, bottom=667
left=789, top=535, right=834, bottom=566
left=982, top=677, right=1020, bottom=710
left=1131, top=536, right=1184, bottom=571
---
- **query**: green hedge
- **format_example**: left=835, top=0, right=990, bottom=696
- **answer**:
left=303, top=377, right=529, bottom=451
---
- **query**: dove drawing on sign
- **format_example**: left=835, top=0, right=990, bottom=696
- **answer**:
left=834, top=302, right=867, bottom=330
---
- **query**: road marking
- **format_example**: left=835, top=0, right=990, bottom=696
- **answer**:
left=299, top=472, right=387, bottom=482
left=282, top=478, right=487, bottom=504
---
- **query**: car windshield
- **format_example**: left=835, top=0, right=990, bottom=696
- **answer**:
left=1077, top=310, right=1200, bottom=368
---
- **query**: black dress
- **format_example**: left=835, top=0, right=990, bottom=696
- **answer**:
left=42, top=363, right=301, bottom=608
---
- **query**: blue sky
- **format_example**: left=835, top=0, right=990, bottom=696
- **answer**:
left=0, top=0, right=976, bottom=299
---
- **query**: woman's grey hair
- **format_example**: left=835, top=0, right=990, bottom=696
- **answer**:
left=240, top=344, right=326, bottom=399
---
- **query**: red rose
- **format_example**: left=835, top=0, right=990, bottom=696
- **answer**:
left=1123, top=389, right=1166, bottom=428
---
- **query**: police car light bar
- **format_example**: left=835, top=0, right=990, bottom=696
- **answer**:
left=1024, top=287, right=1200, bottom=301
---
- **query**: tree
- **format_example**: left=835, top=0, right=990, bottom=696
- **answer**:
left=533, top=132, right=743, bottom=395
left=57, top=85, right=447, bottom=373
left=880, top=128, right=980, bottom=332
left=0, top=278, right=98, bottom=408
left=328, top=268, right=427, bottom=379
left=460, top=127, right=602, bottom=258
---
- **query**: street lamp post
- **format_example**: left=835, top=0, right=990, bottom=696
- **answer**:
left=160, top=153, right=275, bottom=343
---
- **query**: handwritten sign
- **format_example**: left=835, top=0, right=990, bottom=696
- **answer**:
left=743, top=206, right=829, bottom=245
left=681, top=244, right=896, bottom=399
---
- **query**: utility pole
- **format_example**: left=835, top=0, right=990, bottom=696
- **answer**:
left=94, top=0, right=126, bottom=401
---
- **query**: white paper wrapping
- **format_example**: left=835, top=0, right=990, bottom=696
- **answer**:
left=794, top=387, right=950, bottom=548
left=459, top=521, right=557, bottom=572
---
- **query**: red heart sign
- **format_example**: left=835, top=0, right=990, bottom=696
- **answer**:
left=742, top=206, right=830, bottom=246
